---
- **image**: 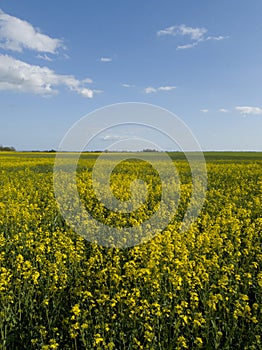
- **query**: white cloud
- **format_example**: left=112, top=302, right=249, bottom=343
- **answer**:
left=157, top=24, right=228, bottom=50
left=158, top=86, right=176, bottom=91
left=0, top=54, right=94, bottom=98
left=82, top=77, right=93, bottom=84
left=157, top=24, right=207, bottom=40
left=102, top=135, right=126, bottom=141
left=36, top=54, right=53, bottom=61
left=144, top=86, right=157, bottom=94
left=78, top=88, right=93, bottom=98
left=0, top=9, right=64, bottom=53
left=235, top=106, right=262, bottom=115
left=100, top=57, right=112, bottom=62
left=144, top=85, right=176, bottom=93
left=157, top=26, right=176, bottom=37
left=180, top=25, right=206, bottom=40
left=206, top=35, right=228, bottom=41
left=200, top=109, right=209, bottom=113
left=219, top=108, right=229, bottom=113
left=177, top=42, right=198, bottom=50
left=122, top=83, right=132, bottom=88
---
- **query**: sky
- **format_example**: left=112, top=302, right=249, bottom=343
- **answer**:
left=0, top=0, right=262, bottom=151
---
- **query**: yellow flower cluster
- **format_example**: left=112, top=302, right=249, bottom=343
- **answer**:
left=0, top=152, right=261, bottom=349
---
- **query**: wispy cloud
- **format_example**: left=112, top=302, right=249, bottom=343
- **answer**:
left=206, top=35, right=227, bottom=42
left=177, top=42, right=198, bottom=50
left=93, top=89, right=103, bottom=94
left=82, top=77, right=93, bottom=84
left=0, top=54, right=94, bottom=98
left=157, top=24, right=228, bottom=50
left=101, top=135, right=126, bottom=141
left=0, top=9, right=64, bottom=53
left=235, top=106, right=262, bottom=115
left=158, top=86, right=176, bottom=91
left=200, top=109, right=209, bottom=113
left=144, top=85, right=176, bottom=94
left=121, top=83, right=132, bottom=88
left=158, top=24, right=207, bottom=40
left=36, top=54, right=53, bottom=61
left=219, top=108, right=229, bottom=113
left=100, top=57, right=112, bottom=62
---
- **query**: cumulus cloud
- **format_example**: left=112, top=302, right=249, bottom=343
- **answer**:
left=100, top=57, right=112, bottom=62
left=144, top=85, right=176, bottom=93
left=0, top=54, right=94, bottom=98
left=157, top=24, right=228, bottom=50
left=235, top=106, right=262, bottom=115
left=0, top=10, right=100, bottom=99
left=0, top=9, right=64, bottom=53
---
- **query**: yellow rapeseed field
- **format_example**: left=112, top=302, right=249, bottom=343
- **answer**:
left=0, top=152, right=261, bottom=349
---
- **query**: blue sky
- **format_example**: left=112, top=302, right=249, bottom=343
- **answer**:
left=0, top=0, right=262, bottom=151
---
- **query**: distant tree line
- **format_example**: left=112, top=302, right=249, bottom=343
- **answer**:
left=0, top=145, right=16, bottom=151
left=142, top=148, right=158, bottom=152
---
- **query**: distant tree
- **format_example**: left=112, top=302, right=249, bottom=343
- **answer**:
left=0, top=145, right=16, bottom=151
left=142, top=148, right=158, bottom=152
